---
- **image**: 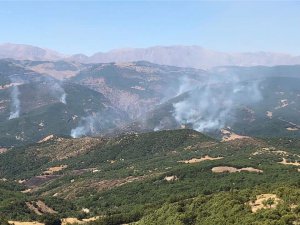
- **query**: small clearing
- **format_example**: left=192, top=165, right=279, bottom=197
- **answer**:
left=252, top=147, right=289, bottom=156
left=221, top=129, right=250, bottom=142
left=287, top=127, right=299, bottom=131
left=38, top=135, right=54, bottom=143
left=62, top=217, right=100, bottom=225
left=42, top=165, right=68, bottom=175
left=8, top=221, right=44, bottom=225
left=212, top=166, right=263, bottom=173
left=249, top=194, right=281, bottom=213
left=178, top=155, right=223, bottom=164
left=279, top=158, right=300, bottom=166
left=21, top=189, right=32, bottom=193
left=164, top=175, right=178, bottom=182
left=275, top=99, right=289, bottom=109
left=0, top=147, right=7, bottom=154
left=266, top=111, right=273, bottom=119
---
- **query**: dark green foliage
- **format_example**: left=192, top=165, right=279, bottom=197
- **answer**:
left=0, top=218, right=9, bottom=225
left=42, top=215, right=61, bottom=225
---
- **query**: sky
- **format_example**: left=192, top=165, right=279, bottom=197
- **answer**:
left=0, top=1, right=300, bottom=55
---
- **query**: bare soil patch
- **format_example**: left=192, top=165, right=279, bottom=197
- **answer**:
left=62, top=216, right=100, bottom=225
left=38, top=135, right=54, bottom=143
left=42, top=165, right=68, bottom=175
left=287, top=127, right=299, bottom=131
left=212, top=166, right=263, bottom=173
left=21, top=189, right=32, bottom=193
left=179, top=155, right=223, bottom=164
left=9, top=221, right=44, bottom=225
left=221, top=129, right=250, bottom=142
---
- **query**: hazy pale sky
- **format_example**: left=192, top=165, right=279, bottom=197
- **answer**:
left=0, top=1, right=300, bottom=55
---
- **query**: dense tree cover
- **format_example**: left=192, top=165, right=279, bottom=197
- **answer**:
left=42, top=215, right=62, bottom=225
left=136, top=185, right=300, bottom=225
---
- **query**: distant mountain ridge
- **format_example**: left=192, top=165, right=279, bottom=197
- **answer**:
left=0, top=43, right=66, bottom=61
left=1, top=43, right=300, bottom=69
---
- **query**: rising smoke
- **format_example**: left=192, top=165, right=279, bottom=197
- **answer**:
left=71, top=114, right=101, bottom=138
left=60, top=93, right=67, bottom=104
left=51, top=82, right=67, bottom=104
left=172, top=75, right=262, bottom=132
left=9, top=85, right=21, bottom=120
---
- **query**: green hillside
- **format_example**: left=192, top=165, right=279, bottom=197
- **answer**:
left=0, top=129, right=299, bottom=224
left=0, top=81, right=129, bottom=147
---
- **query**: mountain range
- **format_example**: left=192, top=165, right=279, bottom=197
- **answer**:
left=1, top=43, right=300, bottom=69
left=1, top=57, right=300, bottom=148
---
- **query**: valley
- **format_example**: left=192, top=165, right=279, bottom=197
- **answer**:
left=0, top=53, right=299, bottom=225
left=1, top=1, right=300, bottom=224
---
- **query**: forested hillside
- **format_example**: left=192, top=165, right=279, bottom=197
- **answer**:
left=0, top=129, right=299, bottom=224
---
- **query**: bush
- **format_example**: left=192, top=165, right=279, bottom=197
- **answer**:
left=42, top=215, right=61, bottom=225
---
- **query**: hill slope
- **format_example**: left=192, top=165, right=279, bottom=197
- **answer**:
left=0, top=129, right=299, bottom=224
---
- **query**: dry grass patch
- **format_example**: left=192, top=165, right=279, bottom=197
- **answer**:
left=287, top=127, right=299, bottom=131
left=212, top=166, right=263, bottom=173
left=178, top=155, right=223, bottom=164
left=9, top=221, right=44, bottom=225
left=62, top=216, right=100, bottom=225
left=34, top=137, right=104, bottom=161
left=38, top=135, right=55, bottom=143
left=21, top=189, right=32, bottom=193
left=183, top=142, right=218, bottom=151
left=249, top=194, right=281, bottom=213
left=42, top=165, right=68, bottom=175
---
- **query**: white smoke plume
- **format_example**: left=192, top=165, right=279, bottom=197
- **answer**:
left=9, top=85, right=21, bottom=120
left=60, top=93, right=67, bottom=104
left=71, top=113, right=101, bottom=138
left=50, top=81, right=67, bottom=104
left=173, top=75, right=262, bottom=132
